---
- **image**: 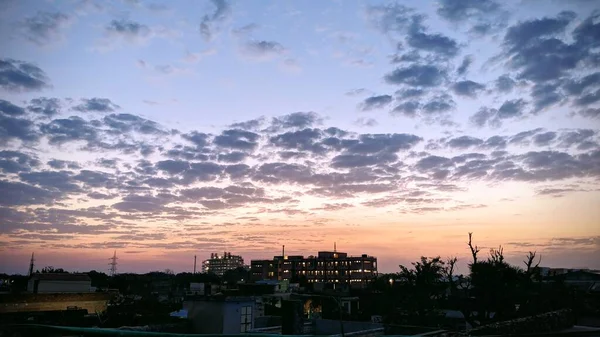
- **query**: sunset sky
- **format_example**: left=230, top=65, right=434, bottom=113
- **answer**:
left=1, top=0, right=599, bottom=275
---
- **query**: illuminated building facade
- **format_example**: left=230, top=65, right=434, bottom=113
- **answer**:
left=250, top=250, right=377, bottom=288
left=202, top=252, right=244, bottom=276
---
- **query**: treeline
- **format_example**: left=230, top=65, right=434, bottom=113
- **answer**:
left=369, top=233, right=597, bottom=328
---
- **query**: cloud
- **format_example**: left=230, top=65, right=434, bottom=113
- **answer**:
left=354, top=118, right=378, bottom=127
left=392, top=101, right=420, bottom=117
left=495, top=75, right=516, bottom=93
left=72, top=98, right=120, bottom=113
left=200, top=0, right=231, bottom=42
left=270, top=112, right=321, bottom=130
left=0, top=150, right=40, bottom=174
left=0, top=180, right=62, bottom=206
left=360, top=95, right=393, bottom=111
left=447, top=136, right=484, bottom=149
left=0, top=99, right=25, bottom=116
left=27, top=97, right=62, bottom=117
left=497, top=99, right=527, bottom=119
left=422, top=94, right=455, bottom=114
left=240, top=40, right=285, bottom=61
left=384, top=64, right=446, bottom=87
left=406, top=17, right=459, bottom=59
left=18, top=11, right=72, bottom=46
left=365, top=3, right=414, bottom=34
left=436, top=0, right=501, bottom=22
left=457, top=55, right=473, bottom=76
left=0, top=58, right=50, bottom=92
left=0, top=115, right=39, bottom=145
left=533, top=131, right=557, bottom=147
left=214, top=129, right=260, bottom=151
left=452, top=80, right=486, bottom=97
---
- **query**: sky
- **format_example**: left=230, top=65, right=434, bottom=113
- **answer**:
left=0, top=0, right=599, bottom=275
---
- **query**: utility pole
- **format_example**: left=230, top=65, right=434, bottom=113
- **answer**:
left=109, top=251, right=118, bottom=276
left=28, top=252, right=35, bottom=276
left=194, top=255, right=197, bottom=274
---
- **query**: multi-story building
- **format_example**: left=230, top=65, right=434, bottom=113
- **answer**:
left=250, top=250, right=377, bottom=288
left=203, top=252, right=244, bottom=276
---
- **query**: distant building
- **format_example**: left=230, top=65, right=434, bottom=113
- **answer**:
left=250, top=250, right=378, bottom=289
left=27, top=273, right=92, bottom=294
left=203, top=252, right=245, bottom=276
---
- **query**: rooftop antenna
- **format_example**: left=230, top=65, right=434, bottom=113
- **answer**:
left=193, top=255, right=197, bottom=274
left=28, top=252, right=35, bottom=276
left=109, top=251, right=118, bottom=276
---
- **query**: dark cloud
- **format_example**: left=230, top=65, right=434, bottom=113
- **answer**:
left=106, top=18, right=150, bottom=40
left=365, top=3, right=414, bottom=34
left=73, top=170, right=115, bottom=188
left=156, top=160, right=190, bottom=175
left=384, top=64, right=446, bottom=87
left=343, top=133, right=422, bottom=154
left=213, top=129, right=260, bottom=150
left=391, top=101, right=420, bottom=117
left=40, top=116, right=98, bottom=145
left=47, top=159, right=80, bottom=170
left=241, top=41, right=285, bottom=60
left=218, top=151, right=247, bottom=163
left=0, top=115, right=39, bottom=145
left=436, top=0, right=501, bottom=22
left=112, top=194, right=172, bottom=213
left=497, top=99, right=527, bottom=119
left=452, top=80, right=486, bottom=97
left=361, top=95, right=393, bottom=111
left=406, top=16, right=459, bottom=58
left=182, top=131, right=209, bottom=147
left=19, top=170, right=81, bottom=193
left=504, top=11, right=575, bottom=51
left=0, top=58, right=50, bottom=92
left=270, top=112, right=321, bottom=130
left=331, top=153, right=398, bottom=168
left=531, top=82, right=563, bottom=112
left=447, top=136, right=484, bottom=149
left=563, top=72, right=600, bottom=96
left=395, top=88, right=425, bottom=99
left=19, top=11, right=70, bottom=46
left=495, top=75, right=516, bottom=93
left=480, top=136, right=507, bottom=150
left=270, top=128, right=325, bottom=154
left=354, top=118, right=378, bottom=127
left=0, top=150, right=40, bottom=174
left=470, top=107, right=494, bottom=128
left=0, top=180, right=61, bottom=206
left=72, top=98, right=120, bottom=113
left=533, top=131, right=557, bottom=146
left=457, top=55, right=473, bottom=76
left=103, top=113, right=166, bottom=135
left=200, top=0, right=231, bottom=42
left=510, top=128, right=544, bottom=145
left=557, top=129, right=596, bottom=148
left=230, top=117, right=264, bottom=130
left=574, top=89, right=600, bottom=107
left=27, top=97, right=61, bottom=117
left=0, top=99, right=25, bottom=116
left=422, top=94, right=455, bottom=114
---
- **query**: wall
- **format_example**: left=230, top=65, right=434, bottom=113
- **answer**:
left=470, top=309, right=574, bottom=336
left=222, top=300, right=254, bottom=334
left=27, top=280, right=91, bottom=293
left=0, top=293, right=111, bottom=314
left=183, top=300, right=224, bottom=334
left=314, top=319, right=383, bottom=335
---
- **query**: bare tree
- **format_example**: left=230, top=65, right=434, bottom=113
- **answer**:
left=489, top=246, right=504, bottom=264
left=523, top=251, right=541, bottom=274
left=445, top=257, right=458, bottom=292
left=468, top=232, right=480, bottom=264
